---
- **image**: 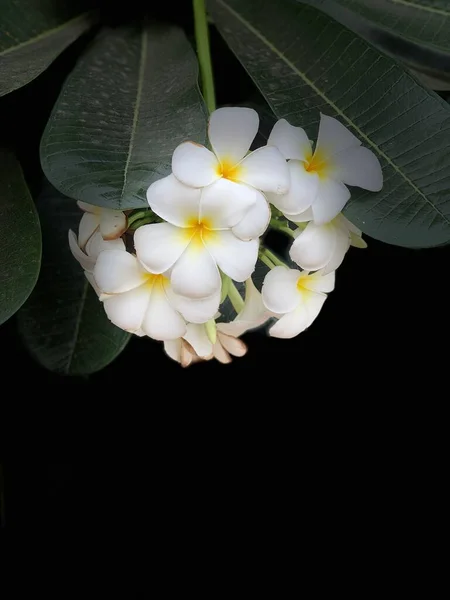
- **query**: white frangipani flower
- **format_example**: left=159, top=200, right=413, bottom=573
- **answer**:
left=93, top=250, right=220, bottom=340
left=290, top=214, right=367, bottom=274
left=164, top=277, right=272, bottom=365
left=266, top=114, right=383, bottom=225
left=68, top=230, right=125, bottom=274
left=138, top=176, right=259, bottom=299
left=168, top=107, right=290, bottom=240
left=77, top=201, right=128, bottom=248
left=68, top=228, right=126, bottom=296
left=262, top=267, right=335, bottom=339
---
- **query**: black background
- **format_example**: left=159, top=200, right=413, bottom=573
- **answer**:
left=0, top=1, right=449, bottom=387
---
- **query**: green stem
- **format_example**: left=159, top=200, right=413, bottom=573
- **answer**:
left=127, top=210, right=151, bottom=227
left=261, top=248, right=287, bottom=268
left=270, top=218, right=296, bottom=238
left=128, top=215, right=156, bottom=230
left=259, top=252, right=276, bottom=270
left=228, top=281, right=244, bottom=313
left=193, top=0, right=216, bottom=113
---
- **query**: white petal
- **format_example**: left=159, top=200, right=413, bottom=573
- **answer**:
left=206, top=231, right=258, bottom=283
left=85, top=231, right=125, bottom=260
left=267, top=118, right=312, bottom=161
left=231, top=190, right=270, bottom=240
left=77, top=201, right=99, bottom=214
left=171, top=240, right=221, bottom=298
left=262, top=266, right=300, bottom=314
left=94, top=250, right=146, bottom=294
left=298, top=270, right=335, bottom=293
left=217, top=332, right=247, bottom=357
left=99, top=209, right=127, bottom=240
left=78, top=212, right=99, bottom=249
left=84, top=271, right=103, bottom=296
left=103, top=284, right=150, bottom=333
left=167, top=287, right=221, bottom=324
left=312, top=178, right=351, bottom=225
left=315, top=113, right=361, bottom=160
left=209, top=106, right=259, bottom=165
left=68, top=230, right=96, bottom=272
left=304, top=290, right=328, bottom=325
left=172, top=141, right=220, bottom=188
left=164, top=339, right=182, bottom=363
left=184, top=323, right=213, bottom=357
left=267, top=160, right=319, bottom=216
left=142, top=280, right=186, bottom=341
left=200, top=178, right=256, bottom=229
left=332, top=146, right=383, bottom=191
left=321, top=227, right=351, bottom=274
left=238, top=146, right=290, bottom=194
left=350, top=231, right=367, bottom=249
left=289, top=221, right=337, bottom=271
left=146, top=173, right=201, bottom=227
left=180, top=341, right=196, bottom=367
left=219, top=276, right=270, bottom=336
left=134, top=222, right=192, bottom=274
left=239, top=277, right=266, bottom=322
left=286, top=206, right=314, bottom=223
left=212, top=340, right=232, bottom=364
left=336, top=213, right=361, bottom=236
left=269, top=293, right=326, bottom=338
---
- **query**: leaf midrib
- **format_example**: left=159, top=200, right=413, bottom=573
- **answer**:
left=390, top=0, right=450, bottom=18
left=65, top=277, right=88, bottom=374
left=119, top=28, right=147, bottom=205
left=216, top=0, right=450, bottom=226
left=0, top=12, right=91, bottom=57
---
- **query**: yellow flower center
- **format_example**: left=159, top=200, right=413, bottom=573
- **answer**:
left=143, top=273, right=169, bottom=290
left=296, top=273, right=316, bottom=299
left=216, top=157, right=243, bottom=182
left=305, top=149, right=329, bottom=178
left=296, top=274, right=310, bottom=292
left=183, top=217, right=217, bottom=247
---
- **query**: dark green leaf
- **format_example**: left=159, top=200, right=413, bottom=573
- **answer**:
left=0, top=149, right=41, bottom=325
left=209, top=0, right=450, bottom=247
left=40, top=24, right=208, bottom=210
left=0, top=0, right=95, bottom=97
left=309, top=0, right=450, bottom=90
left=17, top=185, right=130, bottom=375
left=322, top=0, right=450, bottom=56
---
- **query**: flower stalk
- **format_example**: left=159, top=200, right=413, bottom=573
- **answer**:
left=227, top=280, right=244, bottom=313
left=260, top=247, right=286, bottom=268
left=193, top=0, right=216, bottom=113
left=269, top=218, right=296, bottom=238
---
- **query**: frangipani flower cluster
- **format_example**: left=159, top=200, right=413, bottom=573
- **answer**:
left=69, top=107, right=382, bottom=364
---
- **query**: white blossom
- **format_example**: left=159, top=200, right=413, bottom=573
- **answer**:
left=77, top=201, right=127, bottom=248
left=137, top=176, right=259, bottom=299
left=167, top=107, right=290, bottom=240
left=290, top=214, right=367, bottom=274
left=262, top=267, right=335, bottom=338
left=93, top=249, right=220, bottom=339
left=266, top=114, right=383, bottom=224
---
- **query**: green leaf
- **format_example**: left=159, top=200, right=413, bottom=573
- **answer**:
left=0, top=0, right=95, bottom=97
left=322, top=0, right=450, bottom=56
left=17, top=185, right=130, bottom=375
left=309, top=0, right=450, bottom=90
left=0, top=149, right=41, bottom=325
left=40, top=24, right=209, bottom=210
left=209, top=0, right=450, bottom=247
